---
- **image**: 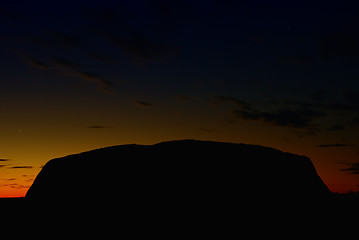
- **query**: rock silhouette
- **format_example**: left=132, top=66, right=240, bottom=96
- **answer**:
left=26, top=140, right=330, bottom=206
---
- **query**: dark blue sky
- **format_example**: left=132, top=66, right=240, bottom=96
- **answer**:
left=2, top=0, right=359, bottom=195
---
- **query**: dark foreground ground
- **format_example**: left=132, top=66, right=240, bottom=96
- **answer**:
left=1, top=191, right=359, bottom=206
left=1, top=193, right=358, bottom=233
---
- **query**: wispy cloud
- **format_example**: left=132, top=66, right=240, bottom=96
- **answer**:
left=340, top=162, right=359, bottom=175
left=176, top=95, right=191, bottom=103
left=134, top=100, right=153, bottom=108
left=0, top=159, right=10, bottom=167
left=326, top=124, right=346, bottom=131
left=234, top=108, right=325, bottom=129
left=51, top=56, right=82, bottom=68
left=89, top=52, right=122, bottom=65
left=71, top=71, right=114, bottom=94
left=10, top=166, right=33, bottom=169
left=213, top=94, right=332, bottom=131
left=212, top=95, right=251, bottom=110
left=48, top=31, right=84, bottom=49
left=87, top=125, right=113, bottom=129
left=4, top=1, right=187, bottom=96
left=316, top=143, right=354, bottom=148
left=11, top=47, right=115, bottom=94
left=14, top=50, right=51, bottom=69
left=2, top=178, right=16, bottom=181
left=291, top=129, right=319, bottom=138
left=0, top=183, right=29, bottom=189
left=2, top=0, right=200, bottom=99
left=199, top=128, right=215, bottom=132
left=86, top=5, right=178, bottom=65
left=101, top=31, right=165, bottom=62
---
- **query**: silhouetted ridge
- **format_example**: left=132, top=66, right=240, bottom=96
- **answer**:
left=26, top=140, right=330, bottom=204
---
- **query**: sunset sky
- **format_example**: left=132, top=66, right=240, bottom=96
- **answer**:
left=2, top=0, right=359, bottom=197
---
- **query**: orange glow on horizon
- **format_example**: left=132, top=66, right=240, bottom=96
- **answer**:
left=1, top=135, right=359, bottom=198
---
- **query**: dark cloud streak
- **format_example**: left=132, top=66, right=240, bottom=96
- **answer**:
left=213, top=95, right=326, bottom=130
left=14, top=50, right=51, bottom=69
left=70, top=71, right=114, bottom=94
left=10, top=166, right=33, bottom=169
left=234, top=108, right=325, bottom=129
left=316, top=144, right=354, bottom=148
left=213, top=95, right=251, bottom=110
left=134, top=100, right=153, bottom=108
left=340, top=162, right=359, bottom=175
left=48, top=31, right=84, bottom=49
left=326, top=124, right=346, bottom=131
left=51, top=56, right=82, bottom=68
left=98, top=29, right=171, bottom=64
left=87, top=125, right=113, bottom=129
left=89, top=52, right=122, bottom=65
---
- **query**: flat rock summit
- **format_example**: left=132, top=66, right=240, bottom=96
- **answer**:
left=26, top=140, right=330, bottom=204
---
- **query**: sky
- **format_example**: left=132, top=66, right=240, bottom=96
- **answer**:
left=1, top=0, right=359, bottom=197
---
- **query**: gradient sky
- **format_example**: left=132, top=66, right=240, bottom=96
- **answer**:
left=1, top=0, right=359, bottom=197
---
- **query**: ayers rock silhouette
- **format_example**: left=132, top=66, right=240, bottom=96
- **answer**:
left=26, top=140, right=330, bottom=204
